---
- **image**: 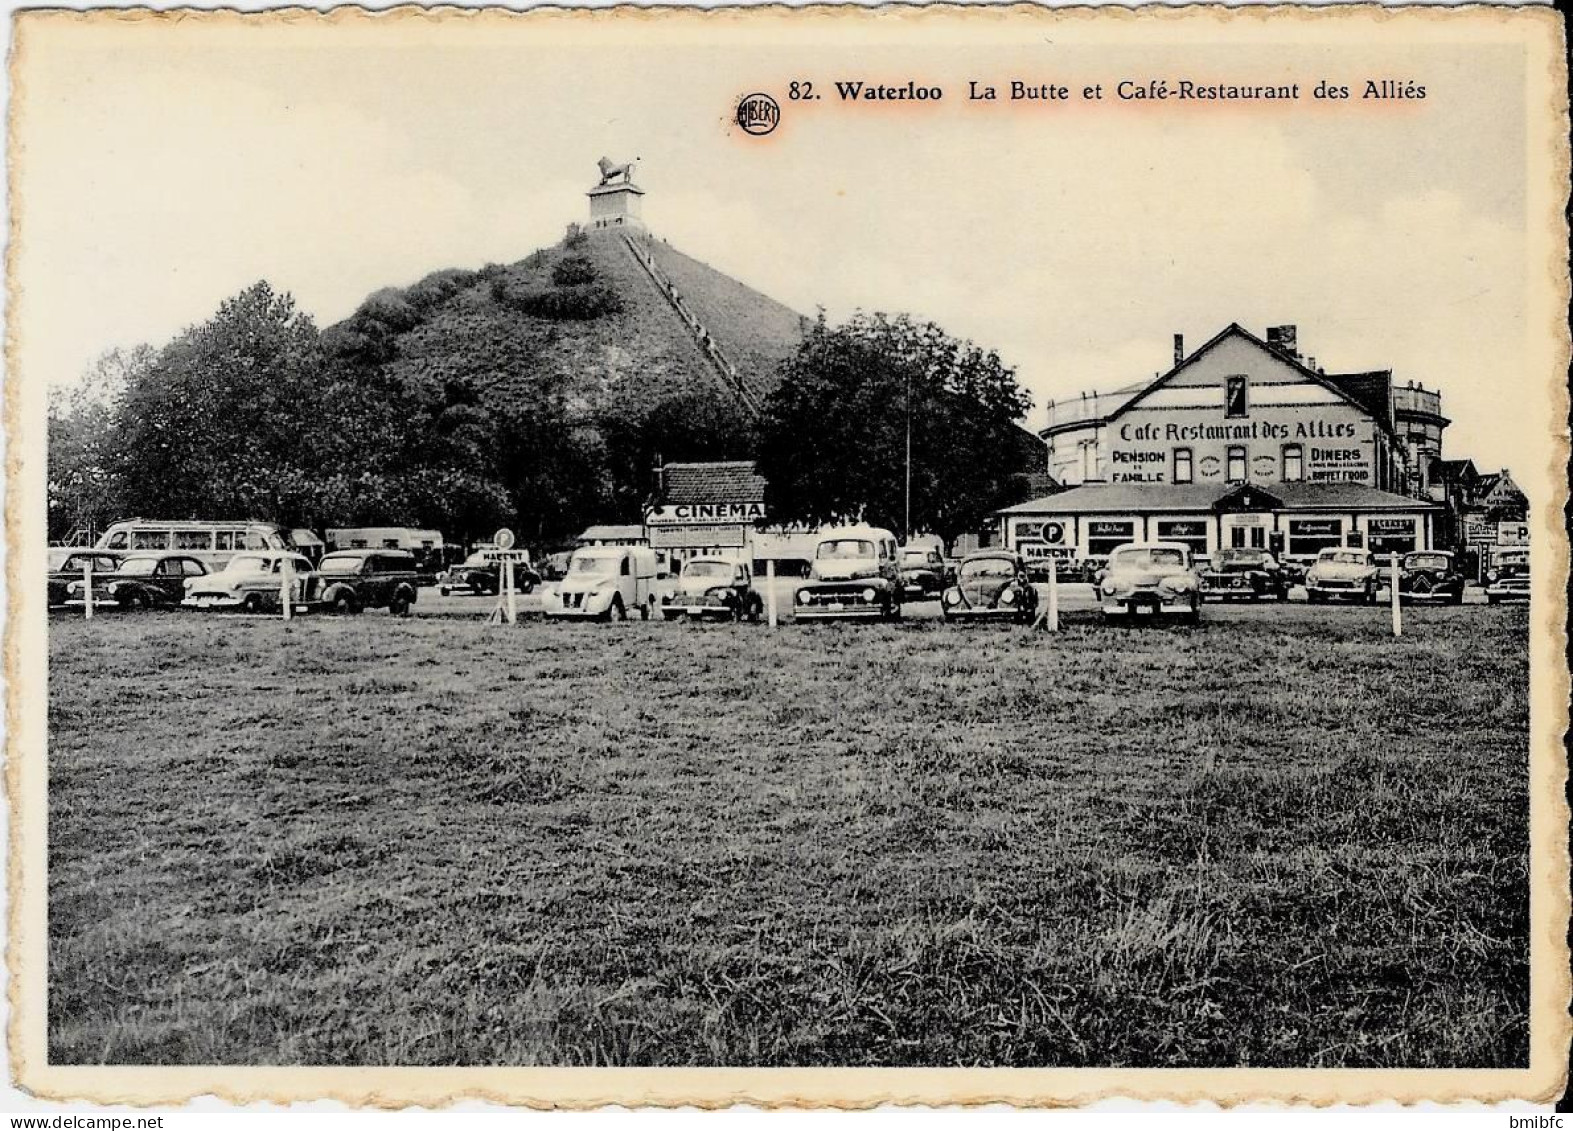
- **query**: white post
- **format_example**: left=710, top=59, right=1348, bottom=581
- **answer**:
left=505, top=559, right=517, bottom=625
left=1046, top=558, right=1060, bottom=632
left=1390, top=551, right=1402, bottom=637
left=82, top=559, right=94, bottom=620
left=766, top=558, right=778, bottom=628
left=280, top=556, right=293, bottom=622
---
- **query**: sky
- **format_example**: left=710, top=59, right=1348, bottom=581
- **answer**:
left=11, top=11, right=1551, bottom=475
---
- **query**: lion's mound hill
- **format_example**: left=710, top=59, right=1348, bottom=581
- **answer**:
left=321, top=228, right=809, bottom=420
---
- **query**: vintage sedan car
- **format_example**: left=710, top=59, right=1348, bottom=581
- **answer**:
left=794, top=525, right=903, bottom=622
left=439, top=550, right=541, bottom=596
left=1485, top=548, right=1530, bottom=604
left=1200, top=548, right=1291, bottom=602
left=1095, top=541, right=1201, bottom=623
left=1279, top=554, right=1317, bottom=589
left=316, top=550, right=421, bottom=615
left=48, top=550, right=123, bottom=607
left=662, top=557, right=763, bottom=621
left=183, top=551, right=318, bottom=613
left=63, top=553, right=209, bottom=609
left=1304, top=547, right=1381, bottom=604
left=898, top=545, right=950, bottom=600
left=540, top=550, right=574, bottom=582
left=940, top=551, right=1038, bottom=624
left=1396, top=550, right=1466, bottom=604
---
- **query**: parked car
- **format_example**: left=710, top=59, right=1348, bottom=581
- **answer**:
left=1485, top=548, right=1530, bottom=604
left=1200, top=548, right=1291, bottom=602
left=1304, top=547, right=1381, bottom=604
left=941, top=551, right=1039, bottom=624
left=1095, top=542, right=1201, bottom=623
left=898, top=545, right=950, bottom=601
left=64, top=553, right=209, bottom=609
left=1079, top=556, right=1110, bottom=584
left=1280, top=554, right=1318, bottom=589
left=48, top=550, right=123, bottom=607
left=1396, top=550, right=1466, bottom=604
left=439, top=550, right=541, bottom=596
left=315, top=550, right=421, bottom=615
left=794, top=525, right=903, bottom=622
left=183, top=551, right=318, bottom=613
left=544, top=545, right=659, bottom=621
left=661, top=557, right=763, bottom=621
left=541, top=550, right=574, bottom=582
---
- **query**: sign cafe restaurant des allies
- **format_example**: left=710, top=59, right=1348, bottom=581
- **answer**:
left=999, top=323, right=1450, bottom=566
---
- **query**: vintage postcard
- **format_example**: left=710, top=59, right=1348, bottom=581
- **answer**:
left=6, top=3, right=1569, bottom=1110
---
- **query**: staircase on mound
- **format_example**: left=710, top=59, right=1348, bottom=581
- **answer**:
left=618, top=232, right=765, bottom=419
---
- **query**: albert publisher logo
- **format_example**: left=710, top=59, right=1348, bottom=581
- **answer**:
left=736, top=92, right=780, bottom=136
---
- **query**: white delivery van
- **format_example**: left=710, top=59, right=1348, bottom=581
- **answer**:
left=544, top=545, right=659, bottom=621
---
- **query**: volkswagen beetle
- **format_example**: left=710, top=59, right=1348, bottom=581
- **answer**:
left=940, top=551, right=1038, bottom=624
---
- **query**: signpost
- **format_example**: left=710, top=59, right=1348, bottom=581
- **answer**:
left=766, top=559, right=778, bottom=627
left=487, top=529, right=522, bottom=625
left=82, top=559, right=94, bottom=621
left=1390, top=552, right=1402, bottom=637
left=1045, top=556, right=1060, bottom=632
left=279, top=555, right=294, bottom=623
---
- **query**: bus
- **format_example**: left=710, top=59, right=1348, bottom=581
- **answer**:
left=94, top=519, right=295, bottom=571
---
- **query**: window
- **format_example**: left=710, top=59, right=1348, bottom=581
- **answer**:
left=1225, top=376, right=1248, bottom=418
left=1226, top=446, right=1247, bottom=483
left=105, top=531, right=129, bottom=550
left=1155, top=520, right=1208, bottom=555
left=1173, top=448, right=1194, bottom=484
left=175, top=530, right=213, bottom=551
left=1086, top=520, right=1136, bottom=557
left=243, top=531, right=269, bottom=550
left=620, top=555, right=631, bottom=576
left=181, top=559, right=207, bottom=576
left=1282, top=444, right=1304, bottom=483
left=133, top=530, right=171, bottom=550
left=1287, top=518, right=1343, bottom=557
left=1080, top=442, right=1097, bottom=482
left=215, top=531, right=237, bottom=552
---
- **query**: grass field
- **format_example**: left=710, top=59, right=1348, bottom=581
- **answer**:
left=47, top=604, right=1529, bottom=1067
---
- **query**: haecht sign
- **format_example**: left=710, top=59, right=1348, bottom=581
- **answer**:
left=646, top=502, right=767, bottom=526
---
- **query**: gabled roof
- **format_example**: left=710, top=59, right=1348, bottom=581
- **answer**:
left=997, top=481, right=1438, bottom=516
left=1112, top=323, right=1398, bottom=437
left=1432, top=458, right=1479, bottom=483
left=661, top=460, right=767, bottom=505
left=579, top=524, right=646, bottom=542
left=1322, top=370, right=1394, bottom=428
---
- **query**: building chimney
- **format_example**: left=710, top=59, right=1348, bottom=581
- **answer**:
left=1173, top=333, right=1184, bottom=367
left=1266, top=324, right=1299, bottom=359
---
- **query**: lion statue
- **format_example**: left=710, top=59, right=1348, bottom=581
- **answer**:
left=597, top=156, right=638, bottom=186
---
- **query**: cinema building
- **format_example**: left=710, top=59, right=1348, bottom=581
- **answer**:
left=999, top=323, right=1445, bottom=565
left=643, top=460, right=771, bottom=571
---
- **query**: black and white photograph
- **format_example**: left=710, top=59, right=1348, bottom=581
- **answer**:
left=6, top=4, right=1569, bottom=1110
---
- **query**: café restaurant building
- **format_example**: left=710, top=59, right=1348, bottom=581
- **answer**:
left=1004, top=322, right=1441, bottom=563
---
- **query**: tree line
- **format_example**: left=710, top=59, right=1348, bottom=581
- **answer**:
left=49, top=276, right=1039, bottom=550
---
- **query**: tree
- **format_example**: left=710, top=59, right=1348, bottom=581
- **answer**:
left=756, top=312, right=1034, bottom=543
left=47, top=346, right=153, bottom=542
left=110, top=281, right=327, bottom=525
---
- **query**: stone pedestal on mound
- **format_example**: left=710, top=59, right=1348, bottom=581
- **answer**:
left=587, top=180, right=645, bottom=233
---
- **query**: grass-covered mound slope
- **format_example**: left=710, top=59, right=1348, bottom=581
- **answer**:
left=320, top=228, right=808, bottom=421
